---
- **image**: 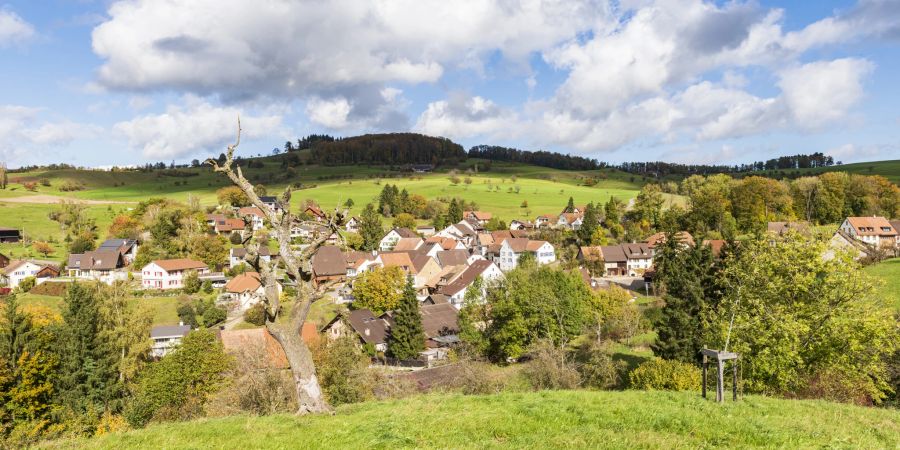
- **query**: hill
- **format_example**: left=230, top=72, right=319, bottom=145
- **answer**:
left=751, top=159, right=900, bottom=184
left=45, top=390, right=900, bottom=449
left=865, top=258, right=900, bottom=310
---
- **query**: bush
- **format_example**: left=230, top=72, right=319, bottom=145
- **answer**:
left=229, top=232, right=243, bottom=245
left=522, top=340, right=580, bottom=390
left=312, top=336, right=374, bottom=406
left=176, top=303, right=198, bottom=328
left=202, top=306, right=227, bottom=327
left=59, top=181, right=85, bottom=192
left=243, top=303, right=266, bottom=326
left=576, top=341, right=627, bottom=390
left=629, top=358, right=701, bottom=391
left=16, top=277, right=36, bottom=293
left=182, top=271, right=200, bottom=294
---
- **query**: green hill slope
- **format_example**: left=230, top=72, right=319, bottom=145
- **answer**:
left=46, top=391, right=900, bottom=449
left=752, top=159, right=900, bottom=184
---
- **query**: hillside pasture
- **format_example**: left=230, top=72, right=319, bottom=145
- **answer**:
left=864, top=258, right=900, bottom=310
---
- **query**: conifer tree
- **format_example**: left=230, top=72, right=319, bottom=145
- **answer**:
left=387, top=277, right=425, bottom=360
left=446, top=198, right=463, bottom=224
left=577, top=202, right=600, bottom=244
left=565, top=196, right=575, bottom=213
left=359, top=204, right=383, bottom=251
left=0, top=294, right=31, bottom=369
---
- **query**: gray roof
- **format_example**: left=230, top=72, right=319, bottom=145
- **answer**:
left=150, top=325, right=191, bottom=339
left=99, top=238, right=137, bottom=252
left=436, top=249, right=469, bottom=268
left=420, top=303, right=459, bottom=339
left=346, top=309, right=388, bottom=345
left=312, top=245, right=347, bottom=277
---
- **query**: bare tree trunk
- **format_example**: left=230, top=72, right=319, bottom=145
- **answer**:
left=207, top=120, right=344, bottom=415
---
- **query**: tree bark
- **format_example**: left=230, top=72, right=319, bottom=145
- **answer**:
left=206, top=120, right=342, bottom=414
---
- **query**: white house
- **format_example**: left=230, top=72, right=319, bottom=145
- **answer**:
left=495, top=238, right=555, bottom=271
left=141, top=259, right=209, bottom=290
left=238, top=207, right=266, bottom=231
left=622, top=243, right=653, bottom=275
left=464, top=211, right=493, bottom=226
left=379, top=228, right=419, bottom=251
left=258, top=196, right=285, bottom=214
left=150, top=324, right=191, bottom=358
left=345, top=217, right=360, bottom=233
left=839, top=216, right=898, bottom=249
left=416, top=225, right=436, bottom=237
left=437, top=260, right=504, bottom=308
left=228, top=247, right=274, bottom=268
left=509, top=220, right=534, bottom=231
left=2, top=260, right=59, bottom=289
left=97, top=239, right=139, bottom=265
left=223, top=272, right=280, bottom=311
left=557, top=212, right=584, bottom=230
left=67, top=250, right=128, bottom=285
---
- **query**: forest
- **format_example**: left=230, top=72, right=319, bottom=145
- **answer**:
left=307, top=133, right=467, bottom=166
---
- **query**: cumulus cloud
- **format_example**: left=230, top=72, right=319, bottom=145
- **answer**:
left=0, top=106, right=100, bottom=165
left=778, top=58, right=874, bottom=129
left=0, top=9, right=35, bottom=46
left=113, top=97, right=285, bottom=159
left=414, top=93, right=518, bottom=140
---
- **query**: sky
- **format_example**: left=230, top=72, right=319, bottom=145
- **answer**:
left=0, top=0, right=899, bottom=168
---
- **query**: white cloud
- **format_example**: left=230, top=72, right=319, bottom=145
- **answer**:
left=113, top=97, right=285, bottom=159
left=305, top=97, right=352, bottom=129
left=826, top=143, right=899, bottom=164
left=778, top=58, right=874, bottom=129
left=0, top=9, right=34, bottom=46
left=414, top=93, right=517, bottom=140
left=0, top=106, right=100, bottom=165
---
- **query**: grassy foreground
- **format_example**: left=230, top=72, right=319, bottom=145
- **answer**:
left=864, top=258, right=900, bottom=310
left=45, top=390, right=900, bottom=449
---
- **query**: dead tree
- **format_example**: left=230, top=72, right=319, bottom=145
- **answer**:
left=206, top=119, right=345, bottom=414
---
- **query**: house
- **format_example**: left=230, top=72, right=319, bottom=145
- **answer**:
left=0, top=228, right=21, bottom=243
left=702, top=239, right=727, bottom=259
left=509, top=220, right=534, bottom=231
left=416, top=225, right=436, bottom=237
left=392, top=237, right=424, bottom=252
left=418, top=303, right=460, bottom=361
left=824, top=230, right=874, bottom=261
left=411, top=164, right=434, bottom=173
left=67, top=250, right=127, bottom=284
left=434, top=249, right=470, bottom=269
left=291, top=223, right=329, bottom=241
left=425, top=236, right=465, bottom=251
left=213, top=218, right=246, bottom=235
left=344, top=216, right=360, bottom=233
left=98, top=239, right=139, bottom=265
left=598, top=245, right=627, bottom=276
left=410, top=253, right=443, bottom=293
left=437, top=260, right=503, bottom=308
left=577, top=246, right=603, bottom=273
left=645, top=231, right=695, bottom=255
left=464, top=211, right=493, bottom=226
left=223, top=272, right=280, bottom=310
left=557, top=212, right=584, bottom=230
left=345, top=251, right=381, bottom=278
left=379, top=252, right=417, bottom=276
left=379, top=228, right=419, bottom=251
left=229, top=246, right=275, bottom=268
left=535, top=215, right=554, bottom=228
left=324, top=309, right=390, bottom=353
left=0, top=253, right=10, bottom=269
left=434, top=222, right=477, bottom=247
left=311, top=245, right=347, bottom=286
left=839, top=216, right=898, bottom=249
left=2, top=260, right=59, bottom=288
left=622, top=243, right=653, bottom=275
left=237, top=206, right=266, bottom=230
left=150, top=324, right=191, bottom=358
left=140, top=259, right=209, bottom=290
left=495, top=238, right=555, bottom=271
left=767, top=221, right=810, bottom=236
left=259, top=196, right=284, bottom=214
left=305, top=204, right=327, bottom=222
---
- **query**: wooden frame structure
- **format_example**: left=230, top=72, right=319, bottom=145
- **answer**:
left=701, top=348, right=739, bottom=402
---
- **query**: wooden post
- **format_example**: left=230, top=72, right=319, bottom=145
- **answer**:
left=732, top=359, right=738, bottom=401
left=702, top=354, right=708, bottom=399
left=716, top=360, right=724, bottom=402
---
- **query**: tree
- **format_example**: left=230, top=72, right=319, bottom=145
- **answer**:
left=253, top=184, right=267, bottom=197
left=565, top=196, right=575, bottom=213
left=681, top=174, right=732, bottom=234
left=351, top=266, right=405, bottom=314
left=216, top=186, right=250, bottom=207
left=387, top=277, right=425, bottom=360
left=1, top=295, right=32, bottom=368
left=710, top=235, right=898, bottom=403
left=359, top=204, right=383, bottom=252
left=391, top=213, right=416, bottom=230
left=182, top=270, right=201, bottom=294
left=446, top=198, right=463, bottom=224
left=206, top=124, right=340, bottom=414
left=577, top=203, right=600, bottom=245
left=343, top=198, right=354, bottom=209
left=108, top=215, right=142, bottom=240
left=790, top=176, right=822, bottom=223
left=189, top=234, right=229, bottom=269
left=458, top=277, right=488, bottom=355
left=126, top=330, right=232, bottom=426
left=604, top=197, right=624, bottom=225
left=98, top=282, right=153, bottom=385
left=633, top=184, right=664, bottom=228
left=730, top=176, right=793, bottom=233
left=32, top=241, right=53, bottom=257
left=311, top=336, right=372, bottom=405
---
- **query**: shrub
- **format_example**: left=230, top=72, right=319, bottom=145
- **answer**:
left=16, top=277, right=36, bottom=293
left=629, top=358, right=701, bottom=391
left=243, top=303, right=266, bottom=326
left=176, top=302, right=198, bottom=328
left=522, top=340, right=580, bottom=390
left=576, top=341, right=627, bottom=390
left=312, top=336, right=374, bottom=406
left=229, top=232, right=243, bottom=245
left=182, top=270, right=200, bottom=294
left=202, top=306, right=227, bottom=327
left=59, top=181, right=85, bottom=191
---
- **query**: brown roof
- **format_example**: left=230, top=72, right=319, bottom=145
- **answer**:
left=622, top=243, right=652, bottom=259
left=420, top=303, right=459, bottom=338
left=845, top=217, right=897, bottom=236
left=410, top=253, right=436, bottom=273
left=466, top=211, right=493, bottom=221
left=68, top=250, right=124, bottom=271
left=579, top=246, right=603, bottom=261
left=238, top=206, right=265, bottom=218
left=379, top=252, right=417, bottom=274
left=306, top=205, right=325, bottom=218
left=311, top=246, right=347, bottom=277
left=435, top=250, right=469, bottom=268
left=230, top=246, right=274, bottom=258
left=224, top=272, right=262, bottom=293
left=153, top=258, right=208, bottom=272
left=703, top=239, right=726, bottom=258
left=525, top=240, right=548, bottom=252
left=393, top=237, right=424, bottom=252
left=439, top=260, right=494, bottom=296
left=767, top=221, right=810, bottom=235
left=490, top=230, right=528, bottom=241
left=501, top=238, right=529, bottom=252
left=346, top=309, right=389, bottom=345
left=215, top=218, right=245, bottom=232
left=219, top=328, right=289, bottom=370
left=392, top=228, right=420, bottom=239
left=599, top=245, right=627, bottom=263
left=560, top=212, right=584, bottom=223
left=645, top=231, right=695, bottom=248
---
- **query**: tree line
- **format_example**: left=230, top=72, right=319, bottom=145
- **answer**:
left=618, top=152, right=837, bottom=177
left=468, top=144, right=604, bottom=171
left=307, top=133, right=466, bottom=166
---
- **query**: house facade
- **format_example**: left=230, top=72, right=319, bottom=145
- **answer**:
left=495, top=238, right=555, bottom=271
left=839, top=216, right=898, bottom=249
left=67, top=250, right=127, bottom=284
left=141, top=259, right=209, bottom=290
left=2, top=260, right=59, bottom=289
left=150, top=324, right=191, bottom=358
left=379, top=228, right=419, bottom=251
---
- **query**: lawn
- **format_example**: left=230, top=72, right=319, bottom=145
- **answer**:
left=13, top=292, right=182, bottom=326
left=44, top=390, right=900, bottom=449
left=864, top=258, right=900, bottom=310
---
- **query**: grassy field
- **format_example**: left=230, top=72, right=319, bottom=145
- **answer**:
left=14, top=292, right=182, bottom=326
left=752, top=159, right=900, bottom=184
left=864, top=258, right=900, bottom=310
left=44, top=390, right=900, bottom=449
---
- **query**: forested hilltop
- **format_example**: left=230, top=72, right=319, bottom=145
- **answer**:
left=306, top=133, right=466, bottom=166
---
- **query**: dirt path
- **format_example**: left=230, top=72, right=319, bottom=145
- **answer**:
left=0, top=194, right=135, bottom=205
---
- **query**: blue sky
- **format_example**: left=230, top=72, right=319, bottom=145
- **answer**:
left=0, top=0, right=898, bottom=168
